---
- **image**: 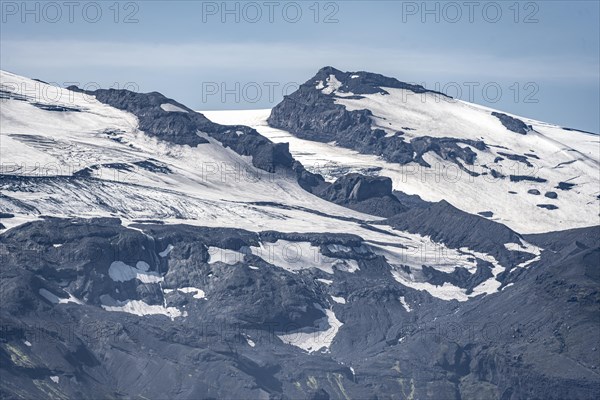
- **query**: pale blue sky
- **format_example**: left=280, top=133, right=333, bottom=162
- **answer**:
left=1, top=1, right=598, bottom=132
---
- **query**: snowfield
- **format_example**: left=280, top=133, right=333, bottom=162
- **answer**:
left=203, top=106, right=599, bottom=234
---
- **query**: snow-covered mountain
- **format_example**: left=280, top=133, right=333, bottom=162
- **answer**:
left=251, top=66, right=599, bottom=234
left=1, top=69, right=598, bottom=399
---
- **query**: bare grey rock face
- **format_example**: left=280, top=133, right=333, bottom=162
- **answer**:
left=268, top=67, right=488, bottom=171
left=315, top=174, right=406, bottom=217
left=71, top=86, right=297, bottom=174
left=1, top=218, right=598, bottom=399
left=491, top=112, right=532, bottom=135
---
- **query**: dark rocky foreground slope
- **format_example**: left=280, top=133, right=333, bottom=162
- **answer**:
left=1, top=218, right=598, bottom=399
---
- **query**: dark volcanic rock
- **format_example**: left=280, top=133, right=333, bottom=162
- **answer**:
left=71, top=86, right=297, bottom=175
left=322, top=174, right=393, bottom=202
left=510, top=175, right=547, bottom=183
left=133, top=159, right=172, bottom=174
left=537, top=204, right=559, bottom=210
left=268, top=67, right=487, bottom=170
left=491, top=112, right=531, bottom=134
left=1, top=218, right=598, bottom=399
left=421, top=261, right=493, bottom=294
left=316, top=174, right=406, bottom=218
left=556, top=182, right=576, bottom=191
left=528, top=189, right=541, bottom=195
left=497, top=151, right=533, bottom=167
left=90, top=88, right=210, bottom=146
left=393, top=191, right=433, bottom=209
left=308, top=66, right=447, bottom=96
left=545, top=191, right=558, bottom=199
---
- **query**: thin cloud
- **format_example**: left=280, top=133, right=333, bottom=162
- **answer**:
left=1, top=39, right=598, bottom=82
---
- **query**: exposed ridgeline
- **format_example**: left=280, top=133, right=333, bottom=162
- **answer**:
left=69, top=86, right=295, bottom=173
left=70, top=84, right=406, bottom=218
left=268, top=66, right=487, bottom=175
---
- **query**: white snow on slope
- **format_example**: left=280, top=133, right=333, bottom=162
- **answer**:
left=1, top=71, right=382, bottom=234
left=160, top=103, right=188, bottom=113
left=318, top=74, right=343, bottom=95
left=39, top=288, right=83, bottom=305
left=101, top=298, right=183, bottom=320
left=203, top=108, right=599, bottom=234
left=399, top=296, right=412, bottom=312
left=108, top=261, right=163, bottom=283
left=164, top=287, right=206, bottom=299
left=159, top=244, right=174, bottom=257
left=365, top=228, right=507, bottom=302
left=179, top=287, right=206, bottom=299
left=277, top=304, right=343, bottom=353
left=207, top=246, right=246, bottom=265
left=504, top=239, right=541, bottom=256
left=250, top=240, right=359, bottom=274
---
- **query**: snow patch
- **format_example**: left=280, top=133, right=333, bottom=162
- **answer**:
left=207, top=246, right=245, bottom=265
left=321, top=74, right=343, bottom=95
left=399, top=296, right=412, bottom=312
left=277, top=304, right=343, bottom=354
left=39, top=288, right=83, bottom=305
left=159, top=244, right=174, bottom=257
left=50, top=376, right=59, bottom=384
left=160, top=103, right=188, bottom=113
left=331, top=296, right=346, bottom=304
left=504, top=239, right=541, bottom=256
left=108, top=261, right=163, bottom=284
left=250, top=240, right=359, bottom=274
left=176, top=287, right=206, bottom=299
left=245, top=335, right=256, bottom=347
left=101, top=298, right=183, bottom=320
